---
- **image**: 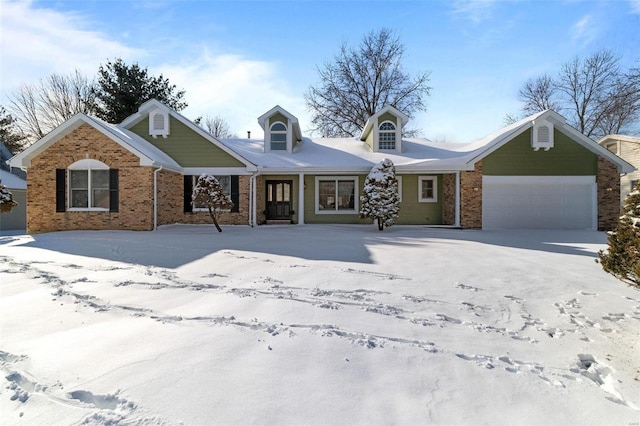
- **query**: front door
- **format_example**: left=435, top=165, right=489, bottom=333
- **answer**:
left=266, top=180, right=292, bottom=220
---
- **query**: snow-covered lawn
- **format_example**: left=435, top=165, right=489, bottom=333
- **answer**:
left=1, top=225, right=638, bottom=425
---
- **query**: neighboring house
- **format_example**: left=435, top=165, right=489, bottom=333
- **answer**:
left=1, top=142, right=27, bottom=232
left=598, top=135, right=640, bottom=204
left=8, top=100, right=634, bottom=234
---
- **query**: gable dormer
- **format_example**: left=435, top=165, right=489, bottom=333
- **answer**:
left=359, top=105, right=409, bottom=153
left=149, top=108, right=169, bottom=138
left=531, top=118, right=553, bottom=151
left=258, top=106, right=303, bottom=153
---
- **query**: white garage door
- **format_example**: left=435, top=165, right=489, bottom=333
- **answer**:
left=482, top=176, right=596, bottom=229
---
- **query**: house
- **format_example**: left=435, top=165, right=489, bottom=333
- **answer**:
left=598, top=134, right=640, bottom=204
left=8, top=100, right=634, bottom=234
left=1, top=142, right=27, bottom=232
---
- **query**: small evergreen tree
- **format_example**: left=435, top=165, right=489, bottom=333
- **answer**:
left=598, top=182, right=640, bottom=286
left=0, top=183, right=18, bottom=214
left=360, top=158, right=400, bottom=231
left=191, top=174, right=234, bottom=233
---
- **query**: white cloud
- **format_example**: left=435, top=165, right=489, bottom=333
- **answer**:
left=571, top=15, right=591, bottom=39
left=159, top=51, right=307, bottom=139
left=0, top=0, right=140, bottom=95
left=450, top=0, right=500, bottom=24
left=630, top=0, right=640, bottom=14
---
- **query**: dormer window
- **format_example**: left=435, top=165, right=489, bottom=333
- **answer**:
left=379, top=122, right=396, bottom=150
left=149, top=109, right=169, bottom=138
left=270, top=122, right=287, bottom=151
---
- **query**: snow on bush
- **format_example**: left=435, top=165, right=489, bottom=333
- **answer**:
left=0, top=183, right=18, bottom=214
left=598, top=182, right=640, bottom=286
left=191, top=174, right=234, bottom=232
left=360, top=158, right=400, bottom=231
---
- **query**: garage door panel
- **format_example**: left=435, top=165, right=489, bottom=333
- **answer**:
left=482, top=177, right=595, bottom=229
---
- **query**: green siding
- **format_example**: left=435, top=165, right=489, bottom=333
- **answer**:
left=129, top=116, right=245, bottom=167
left=483, top=129, right=597, bottom=176
left=396, top=175, right=443, bottom=225
left=302, top=174, right=443, bottom=225
left=269, top=113, right=288, bottom=127
left=379, top=112, right=398, bottom=126
left=365, top=129, right=374, bottom=150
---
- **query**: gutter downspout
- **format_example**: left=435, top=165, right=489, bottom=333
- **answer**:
left=153, top=165, right=163, bottom=230
left=249, top=168, right=262, bottom=227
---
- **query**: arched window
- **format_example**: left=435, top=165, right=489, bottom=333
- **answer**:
left=270, top=122, right=287, bottom=150
left=379, top=121, right=396, bottom=150
left=67, top=159, right=112, bottom=210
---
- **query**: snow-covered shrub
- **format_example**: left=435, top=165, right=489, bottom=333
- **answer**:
left=598, top=182, right=640, bottom=287
left=360, top=158, right=400, bottom=231
left=191, top=174, right=234, bottom=232
left=0, top=183, right=18, bottom=214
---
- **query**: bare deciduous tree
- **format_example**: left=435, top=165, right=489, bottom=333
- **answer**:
left=196, top=115, right=237, bottom=138
left=519, top=74, right=561, bottom=116
left=7, top=70, right=97, bottom=143
left=305, top=28, right=431, bottom=137
left=516, top=49, right=640, bottom=139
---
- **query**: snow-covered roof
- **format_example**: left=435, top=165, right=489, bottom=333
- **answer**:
left=220, top=109, right=634, bottom=174
left=598, top=134, right=640, bottom=145
left=220, top=135, right=479, bottom=173
left=0, top=169, right=26, bottom=189
left=8, top=114, right=182, bottom=172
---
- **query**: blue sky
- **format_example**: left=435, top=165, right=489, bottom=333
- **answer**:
left=1, top=0, right=639, bottom=142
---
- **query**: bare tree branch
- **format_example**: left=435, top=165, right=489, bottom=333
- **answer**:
left=305, top=28, right=431, bottom=138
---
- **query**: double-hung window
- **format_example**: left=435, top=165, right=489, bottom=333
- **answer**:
left=191, top=175, right=231, bottom=210
left=270, top=122, right=287, bottom=151
left=315, top=176, right=358, bottom=214
left=418, top=176, right=437, bottom=202
left=64, top=159, right=117, bottom=211
left=379, top=121, right=396, bottom=150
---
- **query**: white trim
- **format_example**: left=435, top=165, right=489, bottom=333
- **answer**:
left=397, top=176, right=403, bottom=202
left=68, top=159, right=109, bottom=170
left=298, top=173, right=305, bottom=224
left=418, top=176, right=438, bottom=202
left=149, top=109, right=169, bottom=138
left=482, top=175, right=596, bottom=185
left=183, top=167, right=251, bottom=176
left=314, top=176, right=359, bottom=215
left=378, top=120, right=397, bottom=151
left=68, top=168, right=110, bottom=210
left=269, top=121, right=288, bottom=152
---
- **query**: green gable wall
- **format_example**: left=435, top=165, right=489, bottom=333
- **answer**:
left=129, top=116, right=245, bottom=168
left=269, top=113, right=288, bottom=127
left=483, top=129, right=597, bottom=176
left=379, top=112, right=398, bottom=126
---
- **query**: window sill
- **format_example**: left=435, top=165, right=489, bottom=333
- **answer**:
left=67, top=208, right=110, bottom=212
left=314, top=209, right=358, bottom=215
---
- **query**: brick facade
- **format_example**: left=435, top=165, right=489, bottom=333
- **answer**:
left=442, top=173, right=456, bottom=226
left=27, top=124, right=154, bottom=233
left=460, top=161, right=483, bottom=229
left=156, top=171, right=251, bottom=226
left=26, top=124, right=251, bottom=234
left=597, top=156, right=621, bottom=231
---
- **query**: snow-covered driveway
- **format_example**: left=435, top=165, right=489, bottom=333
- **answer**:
left=1, top=225, right=638, bottom=425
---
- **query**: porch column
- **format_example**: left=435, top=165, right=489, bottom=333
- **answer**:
left=298, top=173, right=305, bottom=224
left=455, top=171, right=461, bottom=227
